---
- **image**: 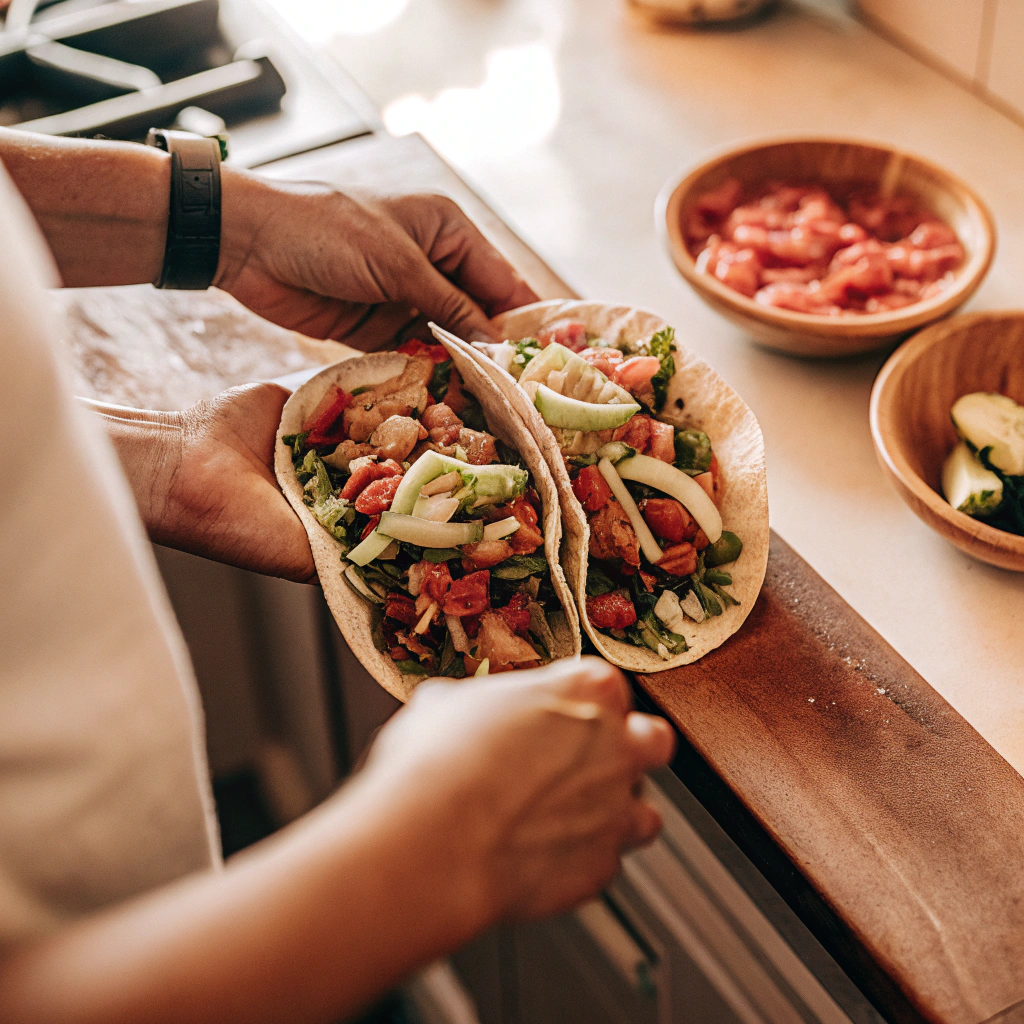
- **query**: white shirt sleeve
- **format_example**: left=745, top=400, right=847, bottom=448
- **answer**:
left=0, top=164, right=220, bottom=944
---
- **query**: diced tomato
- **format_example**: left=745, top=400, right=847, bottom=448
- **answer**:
left=709, top=453, right=721, bottom=493
left=397, top=338, right=450, bottom=364
left=638, top=569, right=657, bottom=593
left=693, top=529, right=710, bottom=552
left=695, top=177, right=742, bottom=219
left=384, top=594, right=419, bottom=627
left=442, top=570, right=491, bottom=617
left=612, top=357, right=661, bottom=393
left=304, top=386, right=353, bottom=445
left=658, top=543, right=698, bottom=577
left=586, top=591, right=637, bottom=629
left=462, top=613, right=482, bottom=638
left=498, top=592, right=531, bottom=635
left=422, top=562, right=453, bottom=603
left=537, top=321, right=589, bottom=352
left=390, top=646, right=411, bottom=661
left=502, top=496, right=544, bottom=554
left=503, top=495, right=538, bottom=528
left=612, top=414, right=652, bottom=454
left=354, top=475, right=403, bottom=514
left=649, top=420, right=675, bottom=463
left=340, top=458, right=403, bottom=501
left=579, top=346, right=623, bottom=378
left=572, top=464, right=612, bottom=513
left=360, top=514, right=381, bottom=540
left=640, top=498, right=697, bottom=543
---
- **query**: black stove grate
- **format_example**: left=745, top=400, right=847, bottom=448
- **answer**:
left=1, top=0, right=286, bottom=140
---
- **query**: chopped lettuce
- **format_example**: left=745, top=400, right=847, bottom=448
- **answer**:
left=393, top=659, right=431, bottom=677
left=492, top=554, right=550, bottom=580
left=298, top=450, right=354, bottom=545
left=282, top=432, right=310, bottom=460
left=428, top=360, right=453, bottom=403
left=511, top=338, right=542, bottom=377
left=585, top=564, right=617, bottom=597
left=647, top=327, right=676, bottom=414
left=628, top=607, right=688, bottom=658
left=422, top=547, right=462, bottom=563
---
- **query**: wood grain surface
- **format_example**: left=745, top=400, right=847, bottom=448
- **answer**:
left=660, top=137, right=996, bottom=357
left=870, top=311, right=1024, bottom=571
left=638, top=533, right=1024, bottom=1024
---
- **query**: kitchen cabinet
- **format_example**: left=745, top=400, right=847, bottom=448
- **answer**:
left=443, top=770, right=875, bottom=1024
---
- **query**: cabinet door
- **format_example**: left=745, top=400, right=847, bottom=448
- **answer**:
left=514, top=904, right=660, bottom=1024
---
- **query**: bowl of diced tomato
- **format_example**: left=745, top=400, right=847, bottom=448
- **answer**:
left=658, top=137, right=995, bottom=358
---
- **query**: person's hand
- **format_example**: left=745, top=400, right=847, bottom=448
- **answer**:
left=215, top=171, right=539, bottom=349
left=92, top=383, right=315, bottom=582
left=362, top=658, right=675, bottom=925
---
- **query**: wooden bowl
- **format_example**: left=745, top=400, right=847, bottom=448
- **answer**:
left=869, top=311, right=1024, bottom=571
left=658, top=137, right=996, bottom=358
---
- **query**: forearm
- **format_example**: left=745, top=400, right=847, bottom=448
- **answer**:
left=0, top=129, right=169, bottom=286
left=83, top=399, right=181, bottom=538
left=0, top=773, right=486, bottom=1024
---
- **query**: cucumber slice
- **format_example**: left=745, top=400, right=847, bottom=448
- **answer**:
left=942, top=440, right=1004, bottom=516
left=519, top=343, right=636, bottom=406
left=596, top=442, right=637, bottom=464
left=534, top=384, right=640, bottom=430
left=596, top=457, right=665, bottom=565
left=615, top=454, right=723, bottom=544
left=347, top=451, right=526, bottom=566
left=377, top=512, right=484, bottom=548
left=951, top=392, right=1024, bottom=476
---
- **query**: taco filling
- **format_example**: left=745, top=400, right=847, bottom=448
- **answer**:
left=478, top=322, right=743, bottom=659
left=282, top=339, right=558, bottom=680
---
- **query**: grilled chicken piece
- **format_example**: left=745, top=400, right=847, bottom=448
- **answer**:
left=421, top=402, right=463, bottom=446
left=462, top=539, right=514, bottom=570
left=475, top=611, right=540, bottom=672
left=323, top=440, right=373, bottom=472
left=588, top=499, right=641, bottom=567
left=343, top=358, right=432, bottom=442
left=456, top=428, right=498, bottom=465
left=369, top=415, right=428, bottom=463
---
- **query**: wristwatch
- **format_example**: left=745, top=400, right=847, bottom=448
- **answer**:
left=145, top=128, right=222, bottom=290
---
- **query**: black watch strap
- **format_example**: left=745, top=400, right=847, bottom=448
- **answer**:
left=146, top=128, right=221, bottom=290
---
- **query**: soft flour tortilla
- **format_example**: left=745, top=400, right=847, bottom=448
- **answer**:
left=275, top=340, right=581, bottom=703
left=449, top=299, right=769, bottom=673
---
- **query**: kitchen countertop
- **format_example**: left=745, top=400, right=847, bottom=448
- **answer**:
left=308, top=0, right=1024, bottom=776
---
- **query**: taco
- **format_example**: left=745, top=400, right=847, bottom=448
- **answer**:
left=433, top=300, right=769, bottom=672
left=275, top=337, right=580, bottom=703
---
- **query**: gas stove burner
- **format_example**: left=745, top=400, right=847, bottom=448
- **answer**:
left=1, top=0, right=286, bottom=141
